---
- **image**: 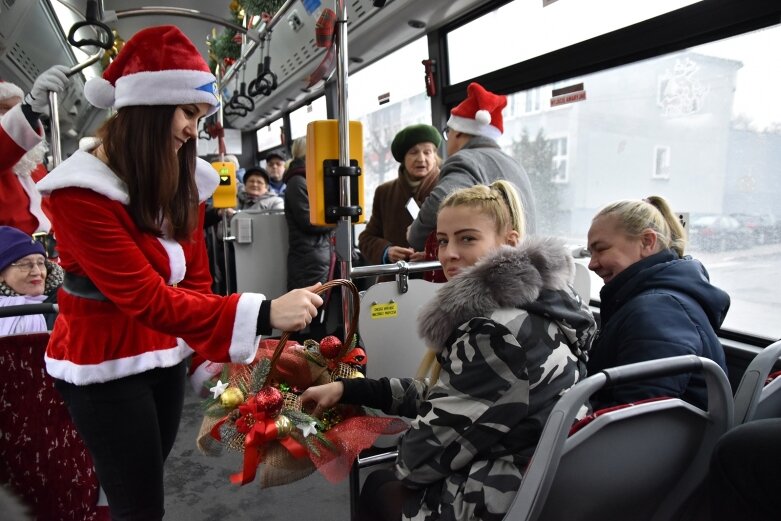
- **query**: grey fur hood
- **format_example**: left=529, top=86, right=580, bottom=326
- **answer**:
left=417, top=236, right=574, bottom=350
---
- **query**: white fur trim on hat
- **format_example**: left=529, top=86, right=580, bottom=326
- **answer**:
left=0, top=81, right=24, bottom=102
left=447, top=114, right=502, bottom=140
left=85, top=69, right=220, bottom=115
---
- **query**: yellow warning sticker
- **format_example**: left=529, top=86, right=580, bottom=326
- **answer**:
left=371, top=302, right=398, bottom=319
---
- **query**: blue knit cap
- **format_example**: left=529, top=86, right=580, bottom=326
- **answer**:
left=0, top=226, right=46, bottom=272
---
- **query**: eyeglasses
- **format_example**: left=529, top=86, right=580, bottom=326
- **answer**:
left=9, top=260, right=47, bottom=274
left=442, top=126, right=450, bottom=141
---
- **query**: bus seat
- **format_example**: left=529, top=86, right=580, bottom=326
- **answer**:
left=349, top=278, right=439, bottom=518
left=0, top=333, right=108, bottom=520
left=732, top=339, right=781, bottom=424
left=231, top=210, right=288, bottom=300
left=571, top=261, right=591, bottom=304
left=357, top=278, right=440, bottom=379
left=506, top=355, right=733, bottom=521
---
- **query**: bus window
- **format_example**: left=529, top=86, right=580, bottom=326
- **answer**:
left=256, top=119, right=284, bottom=152
left=499, top=23, right=781, bottom=339
left=289, top=97, right=327, bottom=141
left=348, top=36, right=432, bottom=235
left=447, top=0, right=704, bottom=84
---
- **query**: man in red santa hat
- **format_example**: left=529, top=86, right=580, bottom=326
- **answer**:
left=407, top=82, right=537, bottom=251
left=0, top=66, right=70, bottom=242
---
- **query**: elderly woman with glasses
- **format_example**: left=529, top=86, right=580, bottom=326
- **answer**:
left=0, top=225, right=63, bottom=335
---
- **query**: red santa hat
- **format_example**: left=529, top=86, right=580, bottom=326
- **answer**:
left=446, top=82, right=507, bottom=140
left=84, top=25, right=219, bottom=115
left=0, top=79, right=24, bottom=102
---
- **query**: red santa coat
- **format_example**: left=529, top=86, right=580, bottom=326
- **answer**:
left=37, top=150, right=264, bottom=385
left=0, top=103, right=52, bottom=234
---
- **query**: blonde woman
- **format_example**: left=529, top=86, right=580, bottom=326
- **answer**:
left=586, top=195, right=729, bottom=409
left=302, top=180, right=596, bottom=521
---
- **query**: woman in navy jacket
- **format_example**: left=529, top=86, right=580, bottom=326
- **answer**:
left=586, top=195, right=729, bottom=410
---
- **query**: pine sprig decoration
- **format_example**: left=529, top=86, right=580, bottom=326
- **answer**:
left=250, top=358, right=271, bottom=393
left=239, top=0, right=285, bottom=16
left=219, top=422, right=240, bottom=444
left=201, top=366, right=233, bottom=413
left=283, top=409, right=318, bottom=425
left=213, top=29, right=241, bottom=62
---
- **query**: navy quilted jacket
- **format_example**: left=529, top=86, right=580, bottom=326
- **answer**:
left=587, top=249, right=730, bottom=410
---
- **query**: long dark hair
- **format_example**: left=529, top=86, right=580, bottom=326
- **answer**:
left=97, top=105, right=199, bottom=241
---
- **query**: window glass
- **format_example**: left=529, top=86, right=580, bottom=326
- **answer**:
left=501, top=24, right=781, bottom=339
left=289, top=96, right=328, bottom=140
left=348, top=37, right=432, bottom=237
left=256, top=119, right=283, bottom=152
left=448, top=0, right=703, bottom=84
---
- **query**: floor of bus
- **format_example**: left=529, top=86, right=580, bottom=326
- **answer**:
left=163, top=384, right=351, bottom=520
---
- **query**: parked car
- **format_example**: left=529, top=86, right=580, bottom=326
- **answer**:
left=688, top=214, right=753, bottom=252
left=731, top=213, right=779, bottom=245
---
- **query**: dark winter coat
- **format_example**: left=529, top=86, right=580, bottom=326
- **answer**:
left=407, top=136, right=537, bottom=250
left=283, top=159, right=333, bottom=290
left=359, top=166, right=439, bottom=265
left=341, top=237, right=596, bottom=521
left=587, top=249, right=730, bottom=410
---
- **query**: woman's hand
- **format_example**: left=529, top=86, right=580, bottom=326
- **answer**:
left=387, top=245, right=415, bottom=262
left=300, top=381, right=344, bottom=417
left=269, top=283, right=323, bottom=331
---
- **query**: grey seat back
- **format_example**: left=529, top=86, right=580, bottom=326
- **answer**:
left=231, top=210, right=288, bottom=300
left=358, top=278, right=439, bottom=379
left=506, top=355, right=733, bottom=521
left=733, top=340, right=781, bottom=424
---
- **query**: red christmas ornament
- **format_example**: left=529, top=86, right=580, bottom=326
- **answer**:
left=319, top=336, right=343, bottom=359
left=223, top=57, right=236, bottom=68
left=255, top=387, right=283, bottom=417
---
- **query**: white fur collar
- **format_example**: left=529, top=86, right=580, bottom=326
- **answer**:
left=417, top=236, right=575, bottom=350
left=37, top=150, right=219, bottom=204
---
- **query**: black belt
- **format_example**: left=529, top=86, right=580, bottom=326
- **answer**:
left=63, top=272, right=108, bottom=301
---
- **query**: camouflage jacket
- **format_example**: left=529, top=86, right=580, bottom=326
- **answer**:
left=372, top=237, right=597, bottom=521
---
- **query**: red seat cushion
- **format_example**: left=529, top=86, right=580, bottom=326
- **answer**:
left=569, top=397, right=671, bottom=436
left=765, top=370, right=781, bottom=386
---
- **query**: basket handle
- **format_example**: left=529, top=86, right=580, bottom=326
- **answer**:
left=267, top=279, right=360, bottom=379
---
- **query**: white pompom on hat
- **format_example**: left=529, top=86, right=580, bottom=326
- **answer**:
left=0, top=80, right=24, bottom=102
left=84, top=25, right=220, bottom=116
left=446, top=82, right=507, bottom=140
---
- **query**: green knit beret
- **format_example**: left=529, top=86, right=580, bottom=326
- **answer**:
left=390, top=124, right=441, bottom=163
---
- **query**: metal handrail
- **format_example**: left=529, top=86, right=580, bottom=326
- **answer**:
left=351, top=260, right=441, bottom=279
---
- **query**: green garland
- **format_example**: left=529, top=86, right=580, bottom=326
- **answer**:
left=213, top=29, right=241, bottom=64
left=239, top=0, right=285, bottom=17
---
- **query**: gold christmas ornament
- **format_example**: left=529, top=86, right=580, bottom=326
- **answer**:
left=220, top=387, right=245, bottom=409
left=347, top=369, right=365, bottom=379
left=275, top=415, right=294, bottom=438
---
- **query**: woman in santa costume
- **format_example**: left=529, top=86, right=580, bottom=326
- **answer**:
left=0, top=67, right=69, bottom=238
left=36, top=25, right=322, bottom=521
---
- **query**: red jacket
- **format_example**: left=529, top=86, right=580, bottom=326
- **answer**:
left=37, top=151, right=265, bottom=385
left=0, top=104, right=52, bottom=233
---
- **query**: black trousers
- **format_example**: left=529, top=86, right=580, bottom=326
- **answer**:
left=358, top=468, right=420, bottom=521
left=55, top=361, right=187, bottom=521
left=708, top=418, right=781, bottom=521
